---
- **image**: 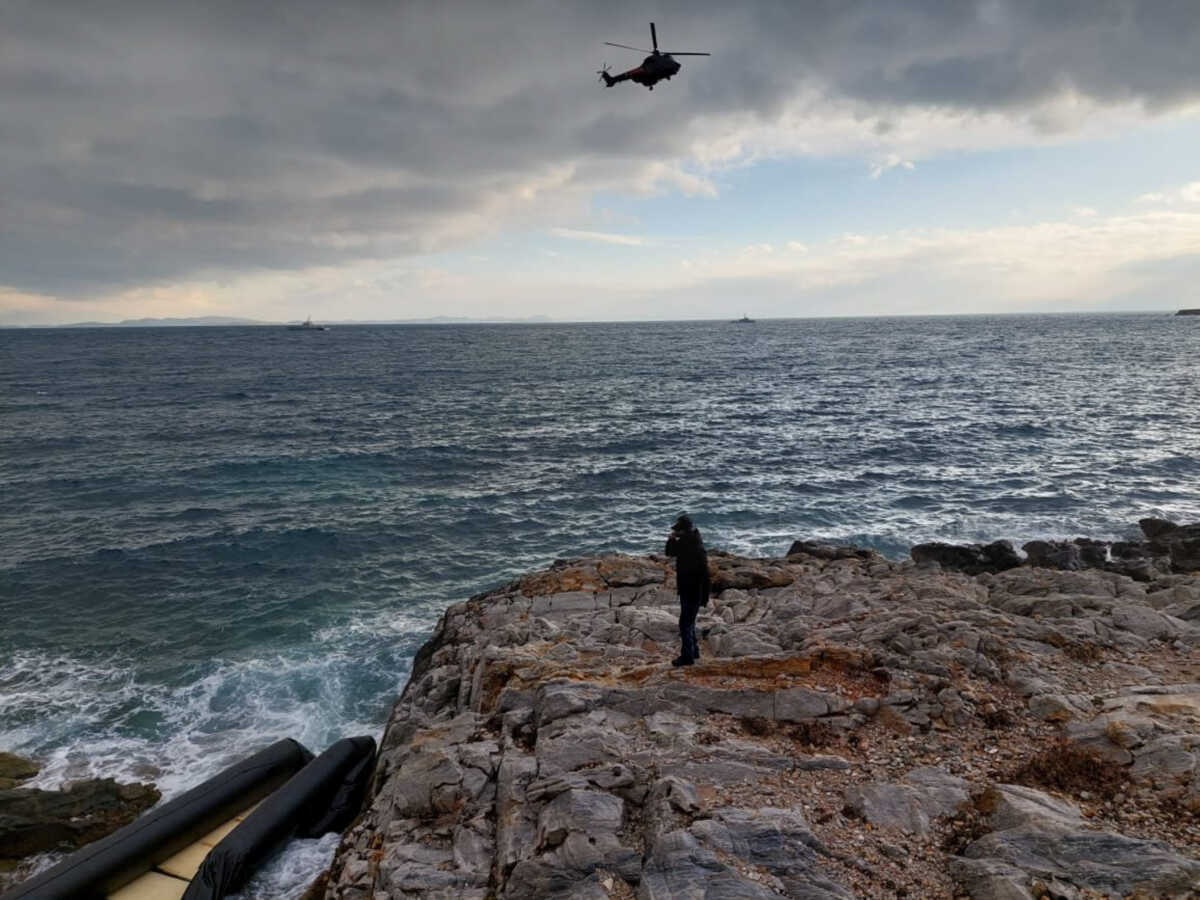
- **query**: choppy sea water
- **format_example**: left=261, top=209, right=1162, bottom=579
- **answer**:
left=1, top=314, right=1198, bottom=893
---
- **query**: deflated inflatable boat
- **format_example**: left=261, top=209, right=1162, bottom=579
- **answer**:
left=1, top=736, right=375, bottom=900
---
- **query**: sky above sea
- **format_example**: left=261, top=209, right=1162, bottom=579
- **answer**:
left=2, top=2, right=1200, bottom=325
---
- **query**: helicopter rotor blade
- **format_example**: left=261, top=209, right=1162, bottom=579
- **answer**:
left=662, top=51, right=711, bottom=56
left=650, top=22, right=658, bottom=51
left=604, top=41, right=650, bottom=52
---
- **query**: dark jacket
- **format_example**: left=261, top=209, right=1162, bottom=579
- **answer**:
left=666, top=526, right=710, bottom=605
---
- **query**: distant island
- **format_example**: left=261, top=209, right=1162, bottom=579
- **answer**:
left=1176, top=308, right=1200, bottom=316
left=7, top=315, right=556, bottom=329
left=56, top=316, right=270, bottom=327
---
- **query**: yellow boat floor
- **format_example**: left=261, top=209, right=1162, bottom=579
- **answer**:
left=107, top=802, right=261, bottom=900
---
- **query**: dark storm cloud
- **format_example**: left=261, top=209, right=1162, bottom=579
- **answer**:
left=3, top=0, right=1200, bottom=297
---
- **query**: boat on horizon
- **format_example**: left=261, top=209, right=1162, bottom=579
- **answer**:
left=731, top=314, right=755, bottom=323
left=287, top=316, right=328, bottom=331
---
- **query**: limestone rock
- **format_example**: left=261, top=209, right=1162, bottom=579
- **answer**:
left=949, top=856, right=1038, bottom=900
left=536, top=788, right=623, bottom=851
left=1111, top=603, right=1186, bottom=640
left=1027, top=693, right=1091, bottom=723
left=639, top=828, right=779, bottom=900
left=690, top=807, right=852, bottom=898
left=707, top=625, right=783, bottom=658
left=962, top=827, right=1200, bottom=898
left=316, top=540, right=1200, bottom=900
left=843, top=766, right=969, bottom=835
left=983, top=784, right=1083, bottom=832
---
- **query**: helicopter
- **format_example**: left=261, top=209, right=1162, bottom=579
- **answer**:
left=598, top=22, right=710, bottom=90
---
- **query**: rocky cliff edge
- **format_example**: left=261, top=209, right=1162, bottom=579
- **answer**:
left=316, top=533, right=1200, bottom=899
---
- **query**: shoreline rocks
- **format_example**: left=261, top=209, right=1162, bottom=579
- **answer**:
left=317, top=524, right=1200, bottom=899
left=913, top=518, right=1200, bottom=583
left=0, top=754, right=39, bottom=792
left=0, top=754, right=160, bottom=888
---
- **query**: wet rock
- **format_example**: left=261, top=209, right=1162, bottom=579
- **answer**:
left=1107, top=541, right=1170, bottom=581
left=0, top=754, right=38, bottom=791
left=1140, top=517, right=1180, bottom=541
left=0, top=778, right=160, bottom=859
left=911, top=541, right=1022, bottom=575
left=1113, top=522, right=1200, bottom=576
left=1169, top=536, right=1200, bottom=573
left=1022, top=540, right=1083, bottom=571
left=1072, top=537, right=1110, bottom=568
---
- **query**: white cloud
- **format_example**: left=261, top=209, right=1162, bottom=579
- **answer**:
left=549, top=228, right=648, bottom=246
left=11, top=205, right=1192, bottom=325
left=1134, top=180, right=1200, bottom=207
left=685, top=91, right=1199, bottom=181
left=667, top=210, right=1200, bottom=314
left=869, top=153, right=915, bottom=179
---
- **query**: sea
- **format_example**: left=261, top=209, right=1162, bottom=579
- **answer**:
left=1, top=313, right=1198, bottom=895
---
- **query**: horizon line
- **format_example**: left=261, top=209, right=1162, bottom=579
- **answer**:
left=0, top=309, right=1186, bottom=329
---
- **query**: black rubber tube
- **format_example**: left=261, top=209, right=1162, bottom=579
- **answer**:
left=0, top=738, right=313, bottom=900
left=182, top=735, right=376, bottom=900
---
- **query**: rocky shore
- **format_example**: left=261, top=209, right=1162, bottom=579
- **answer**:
left=314, top=520, right=1200, bottom=899
left=0, top=753, right=159, bottom=889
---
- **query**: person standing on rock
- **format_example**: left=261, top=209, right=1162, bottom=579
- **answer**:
left=665, top=514, right=710, bottom=667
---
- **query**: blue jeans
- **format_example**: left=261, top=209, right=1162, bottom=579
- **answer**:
left=678, top=594, right=701, bottom=661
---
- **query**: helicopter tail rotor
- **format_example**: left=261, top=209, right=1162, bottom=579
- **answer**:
left=597, top=65, right=614, bottom=87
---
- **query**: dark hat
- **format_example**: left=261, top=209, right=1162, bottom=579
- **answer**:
left=673, top=514, right=693, bottom=530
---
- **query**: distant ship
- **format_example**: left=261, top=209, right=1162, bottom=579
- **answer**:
left=731, top=314, right=755, bottom=324
left=287, top=316, right=328, bottom=331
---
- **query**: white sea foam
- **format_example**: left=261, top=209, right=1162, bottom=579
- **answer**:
left=0, top=644, right=385, bottom=896
left=0, top=646, right=386, bottom=798
left=231, top=832, right=341, bottom=900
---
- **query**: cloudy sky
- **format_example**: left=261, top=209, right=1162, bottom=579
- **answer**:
left=3, top=0, right=1200, bottom=324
